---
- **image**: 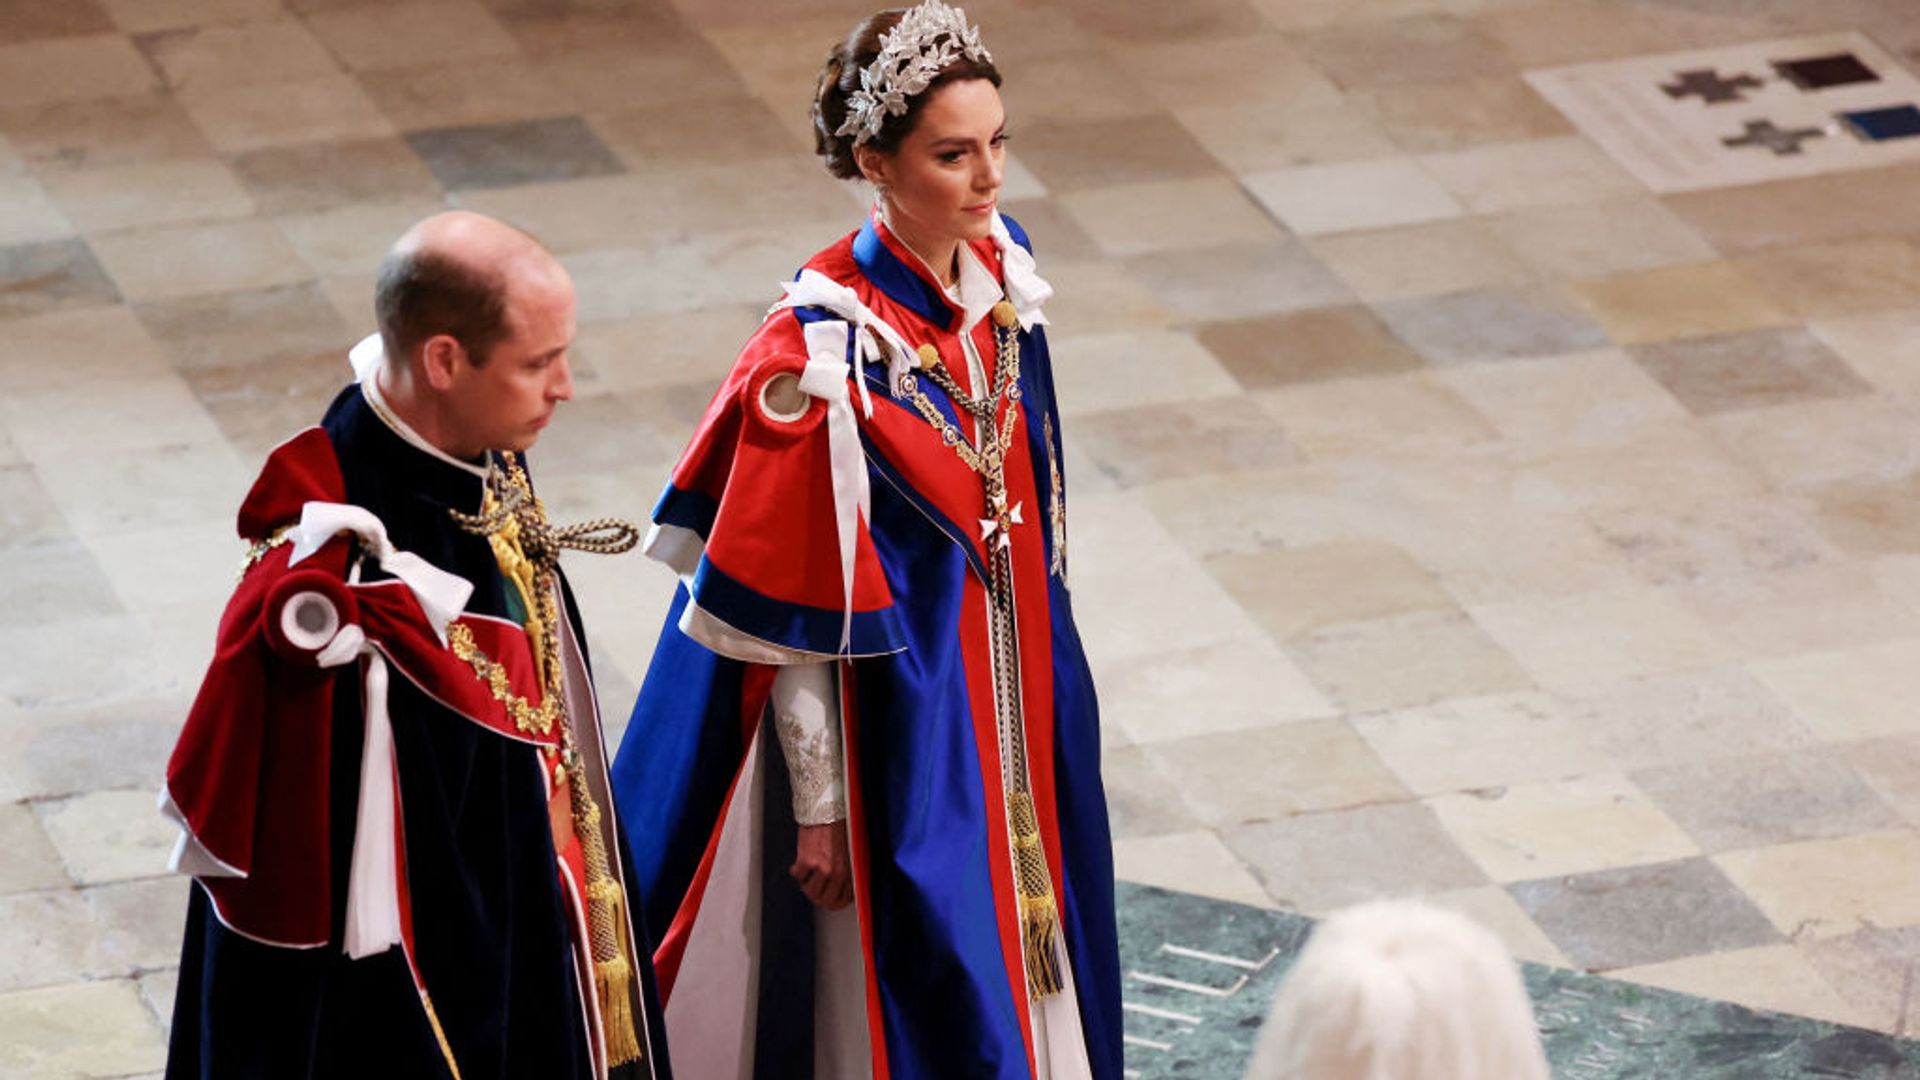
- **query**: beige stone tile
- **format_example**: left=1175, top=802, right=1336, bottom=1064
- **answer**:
left=85, top=520, right=235, bottom=623
left=86, top=875, right=189, bottom=974
left=573, top=306, right=759, bottom=394
left=1196, top=305, right=1425, bottom=389
left=35, top=789, right=176, bottom=885
left=0, top=35, right=158, bottom=108
left=0, top=364, right=221, bottom=458
left=1633, top=324, right=1870, bottom=420
left=1811, top=310, right=1920, bottom=398
left=1056, top=177, right=1282, bottom=258
left=139, top=18, right=337, bottom=90
left=1586, top=488, right=1843, bottom=588
left=1678, top=562, right=1920, bottom=659
left=357, top=57, right=570, bottom=132
left=1481, top=1, right=1768, bottom=66
left=1489, top=197, right=1721, bottom=283
left=0, top=979, right=166, bottom=1078
left=1289, top=609, right=1534, bottom=713
left=304, top=0, right=520, bottom=72
left=0, top=176, right=75, bottom=250
left=137, top=967, right=177, bottom=1031
left=1354, top=690, right=1611, bottom=796
left=1297, top=16, right=1515, bottom=88
left=1151, top=719, right=1409, bottom=826
left=1429, top=773, right=1700, bottom=882
left=1801, top=925, right=1920, bottom=1035
left=1093, top=636, right=1334, bottom=745
left=1872, top=554, right=1920, bottom=623
left=40, top=157, right=255, bottom=233
left=1113, top=34, right=1342, bottom=112
left=1715, top=831, right=1920, bottom=939
left=1047, top=329, right=1238, bottom=417
left=1350, top=76, right=1574, bottom=154
left=1259, top=372, right=1499, bottom=462
left=97, top=0, right=280, bottom=33
left=1111, top=830, right=1276, bottom=910
left=0, top=92, right=211, bottom=170
left=1470, top=588, right=1730, bottom=697
left=0, top=0, right=115, bottom=43
left=590, top=94, right=809, bottom=171
left=1709, top=397, right=1920, bottom=491
left=539, top=37, right=752, bottom=117
left=1663, top=163, right=1920, bottom=256
left=178, top=73, right=393, bottom=153
left=1415, top=505, right=1643, bottom=606
left=1244, top=158, right=1463, bottom=236
left=1419, top=136, right=1639, bottom=214
left=1438, top=348, right=1688, bottom=450
left=1421, top=885, right=1571, bottom=968
left=0, top=892, right=106, bottom=992
left=1306, top=217, right=1534, bottom=301
left=1068, top=491, right=1272, bottom=664
left=1227, top=800, right=1490, bottom=912
left=36, top=440, right=246, bottom=537
left=1122, top=238, right=1355, bottom=322
left=1752, top=638, right=1920, bottom=742
left=0, top=612, right=174, bottom=708
left=87, top=219, right=310, bottom=302
left=1563, top=667, right=1815, bottom=775
left=0, top=802, right=68, bottom=893
left=273, top=195, right=446, bottom=277
left=1609, top=945, right=1866, bottom=1028
left=1206, top=540, right=1454, bottom=641
left=1173, top=99, right=1398, bottom=174
left=465, top=162, right=859, bottom=254
left=1734, top=238, right=1920, bottom=321
left=1815, top=470, right=1920, bottom=557
left=0, top=696, right=188, bottom=802
left=1524, top=419, right=1769, bottom=514
left=1035, top=257, right=1178, bottom=333
left=1573, top=261, right=1793, bottom=347
left=229, top=136, right=439, bottom=217
left=1073, top=393, right=1302, bottom=486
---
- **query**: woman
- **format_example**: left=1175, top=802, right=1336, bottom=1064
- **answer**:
left=611, top=4, right=1122, bottom=1077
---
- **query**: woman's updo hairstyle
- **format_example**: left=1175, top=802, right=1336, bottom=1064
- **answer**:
left=811, top=8, right=1002, bottom=181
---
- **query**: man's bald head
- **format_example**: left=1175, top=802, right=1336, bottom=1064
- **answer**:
left=374, top=211, right=559, bottom=367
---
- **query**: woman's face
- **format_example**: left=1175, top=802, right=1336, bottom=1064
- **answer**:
left=862, top=77, right=1007, bottom=258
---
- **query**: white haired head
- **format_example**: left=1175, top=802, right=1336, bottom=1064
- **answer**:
left=1245, top=900, right=1550, bottom=1080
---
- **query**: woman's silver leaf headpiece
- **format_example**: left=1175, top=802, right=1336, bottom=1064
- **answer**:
left=834, top=0, right=992, bottom=147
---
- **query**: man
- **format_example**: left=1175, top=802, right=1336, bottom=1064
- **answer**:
left=160, top=212, right=671, bottom=1080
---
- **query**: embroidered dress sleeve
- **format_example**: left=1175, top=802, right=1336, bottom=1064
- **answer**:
left=769, top=661, right=845, bottom=826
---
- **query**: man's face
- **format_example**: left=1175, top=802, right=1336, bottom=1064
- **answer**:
left=444, top=260, right=576, bottom=455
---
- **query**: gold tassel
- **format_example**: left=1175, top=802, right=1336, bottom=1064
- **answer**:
left=1007, top=790, right=1064, bottom=1000
left=1020, top=893, right=1064, bottom=999
left=587, top=872, right=645, bottom=1066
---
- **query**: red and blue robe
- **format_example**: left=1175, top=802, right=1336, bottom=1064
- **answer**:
left=163, top=383, right=672, bottom=1080
left=611, top=214, right=1123, bottom=1078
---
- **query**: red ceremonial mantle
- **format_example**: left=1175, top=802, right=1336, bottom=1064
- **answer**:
left=165, top=428, right=557, bottom=948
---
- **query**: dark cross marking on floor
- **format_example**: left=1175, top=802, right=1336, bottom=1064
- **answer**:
left=1662, top=68, right=1767, bottom=104
left=1122, top=942, right=1282, bottom=1074
left=1721, top=118, right=1827, bottom=155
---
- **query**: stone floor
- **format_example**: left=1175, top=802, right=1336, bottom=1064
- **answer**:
left=3, top=0, right=1920, bottom=1075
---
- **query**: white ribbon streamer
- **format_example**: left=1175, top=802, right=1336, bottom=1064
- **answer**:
left=286, top=502, right=474, bottom=645
left=989, top=213, right=1052, bottom=331
left=773, top=270, right=914, bottom=403
left=797, top=320, right=870, bottom=653
left=341, top=645, right=402, bottom=959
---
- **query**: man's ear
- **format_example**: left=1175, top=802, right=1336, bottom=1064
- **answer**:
left=420, top=334, right=465, bottom=392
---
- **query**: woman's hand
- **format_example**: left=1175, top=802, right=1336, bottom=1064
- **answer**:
left=790, top=820, right=854, bottom=910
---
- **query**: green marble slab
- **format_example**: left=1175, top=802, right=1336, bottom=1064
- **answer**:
left=1113, top=881, right=1918, bottom=1079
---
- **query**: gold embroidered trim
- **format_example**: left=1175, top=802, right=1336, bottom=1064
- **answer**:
left=236, top=526, right=293, bottom=580
left=445, top=622, right=558, bottom=737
